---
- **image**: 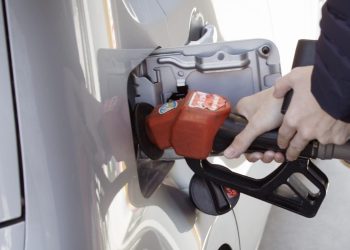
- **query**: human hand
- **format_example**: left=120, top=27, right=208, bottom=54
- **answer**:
left=223, top=87, right=285, bottom=163
left=274, top=66, right=350, bottom=161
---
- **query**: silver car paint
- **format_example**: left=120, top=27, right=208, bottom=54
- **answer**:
left=0, top=222, right=25, bottom=250
left=0, top=1, right=22, bottom=224
left=3, top=0, right=274, bottom=249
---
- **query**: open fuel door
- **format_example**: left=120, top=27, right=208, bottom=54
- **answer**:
left=128, top=39, right=281, bottom=198
left=130, top=39, right=281, bottom=109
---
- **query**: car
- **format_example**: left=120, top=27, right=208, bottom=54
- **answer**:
left=0, top=0, right=297, bottom=249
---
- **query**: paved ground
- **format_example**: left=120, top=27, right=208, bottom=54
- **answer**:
left=259, top=159, right=350, bottom=250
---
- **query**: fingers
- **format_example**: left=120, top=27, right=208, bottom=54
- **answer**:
left=245, top=152, right=263, bottom=162
left=273, top=76, right=293, bottom=99
left=274, top=66, right=314, bottom=99
left=274, top=152, right=285, bottom=163
left=261, top=151, right=275, bottom=163
left=285, top=133, right=309, bottom=161
left=245, top=151, right=285, bottom=163
left=224, top=123, right=261, bottom=159
left=224, top=98, right=256, bottom=159
left=278, top=120, right=296, bottom=149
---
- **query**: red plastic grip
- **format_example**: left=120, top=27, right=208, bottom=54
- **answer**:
left=146, top=91, right=231, bottom=159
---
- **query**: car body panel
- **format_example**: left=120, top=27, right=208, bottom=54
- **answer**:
left=0, top=222, right=25, bottom=250
left=0, top=1, right=22, bottom=224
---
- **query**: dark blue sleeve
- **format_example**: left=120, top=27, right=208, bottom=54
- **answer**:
left=311, top=0, right=350, bottom=122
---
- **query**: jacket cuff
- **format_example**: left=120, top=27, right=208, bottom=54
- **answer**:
left=311, top=54, right=350, bottom=122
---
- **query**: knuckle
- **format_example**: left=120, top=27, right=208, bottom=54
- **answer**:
left=286, top=150, right=297, bottom=161
left=289, top=142, right=304, bottom=153
left=318, top=136, right=330, bottom=145
left=277, top=135, right=288, bottom=148
left=278, top=127, right=287, bottom=137
left=333, top=136, right=347, bottom=145
left=288, top=73, right=297, bottom=83
left=287, top=155, right=297, bottom=161
left=299, top=128, right=312, bottom=141
left=274, top=81, right=283, bottom=91
left=236, top=98, right=248, bottom=114
left=285, top=116, right=297, bottom=129
left=288, top=71, right=300, bottom=83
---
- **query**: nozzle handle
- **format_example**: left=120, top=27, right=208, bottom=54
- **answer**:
left=186, top=157, right=328, bottom=218
left=213, top=114, right=317, bottom=158
left=213, top=113, right=350, bottom=161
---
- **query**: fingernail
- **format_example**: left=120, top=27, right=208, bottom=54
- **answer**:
left=224, top=147, right=239, bottom=158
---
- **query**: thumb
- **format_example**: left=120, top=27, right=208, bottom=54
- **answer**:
left=224, top=123, right=261, bottom=159
left=273, top=76, right=292, bottom=99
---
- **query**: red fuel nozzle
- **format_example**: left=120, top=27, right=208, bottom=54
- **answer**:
left=146, top=91, right=231, bottom=159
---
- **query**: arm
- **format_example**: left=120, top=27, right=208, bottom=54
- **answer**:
left=311, top=0, right=350, bottom=122
left=224, top=0, right=350, bottom=162
left=273, top=0, right=350, bottom=160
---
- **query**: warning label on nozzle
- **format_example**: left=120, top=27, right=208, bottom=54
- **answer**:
left=224, top=187, right=239, bottom=199
left=188, top=91, right=226, bottom=111
left=159, top=101, right=178, bottom=114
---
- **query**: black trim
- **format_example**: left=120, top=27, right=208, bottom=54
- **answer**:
left=0, top=0, right=26, bottom=228
left=0, top=217, right=23, bottom=229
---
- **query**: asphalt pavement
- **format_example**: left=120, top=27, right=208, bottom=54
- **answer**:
left=259, top=159, right=350, bottom=250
